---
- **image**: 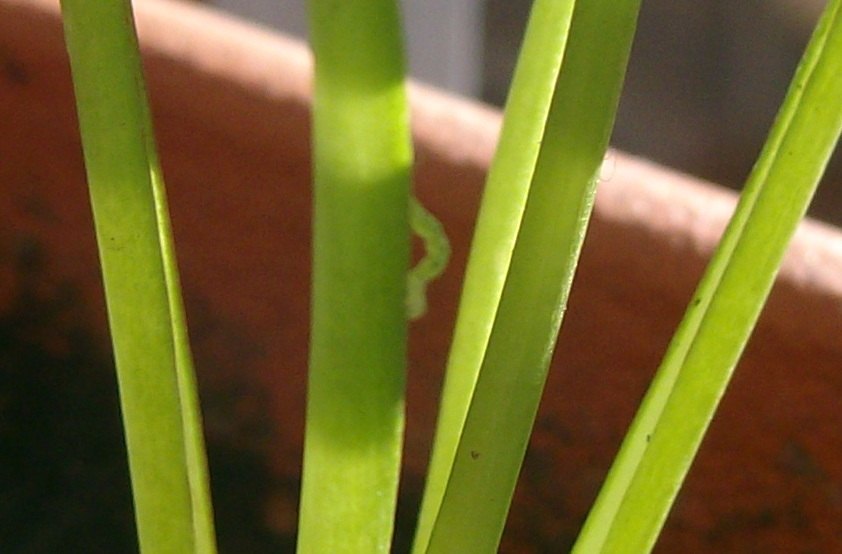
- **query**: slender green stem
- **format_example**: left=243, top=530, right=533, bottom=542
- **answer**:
left=297, top=1, right=413, bottom=552
left=415, top=1, right=642, bottom=552
left=572, top=1, right=842, bottom=552
left=60, top=1, right=217, bottom=552
left=412, top=6, right=577, bottom=548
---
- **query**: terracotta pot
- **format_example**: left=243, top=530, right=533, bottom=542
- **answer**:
left=2, top=0, right=841, bottom=551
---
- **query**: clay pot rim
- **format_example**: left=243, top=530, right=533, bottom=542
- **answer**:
left=8, top=0, right=842, bottom=342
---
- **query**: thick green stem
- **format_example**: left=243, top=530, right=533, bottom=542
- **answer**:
left=297, top=1, right=413, bottom=552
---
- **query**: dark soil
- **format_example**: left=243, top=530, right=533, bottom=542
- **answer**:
left=0, top=239, right=293, bottom=553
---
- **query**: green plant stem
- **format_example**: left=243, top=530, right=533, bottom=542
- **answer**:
left=412, top=1, right=576, bottom=549
left=415, top=1, right=642, bottom=552
left=60, top=1, right=216, bottom=552
left=297, top=0, right=413, bottom=552
left=572, top=1, right=842, bottom=552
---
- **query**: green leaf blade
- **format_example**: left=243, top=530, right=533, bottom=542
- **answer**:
left=416, top=1, right=643, bottom=552
left=60, top=1, right=217, bottom=552
left=573, top=2, right=842, bottom=552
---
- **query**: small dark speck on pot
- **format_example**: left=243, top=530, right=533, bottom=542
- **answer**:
left=2, top=57, right=29, bottom=86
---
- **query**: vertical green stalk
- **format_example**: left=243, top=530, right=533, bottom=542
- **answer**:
left=298, top=1, right=413, bottom=552
left=61, top=1, right=216, bottom=552
left=416, top=1, right=642, bottom=552
left=412, top=0, right=577, bottom=549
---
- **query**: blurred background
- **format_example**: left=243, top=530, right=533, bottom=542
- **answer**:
left=206, top=0, right=842, bottom=225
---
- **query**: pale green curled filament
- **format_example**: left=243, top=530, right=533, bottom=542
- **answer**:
left=408, top=197, right=450, bottom=319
